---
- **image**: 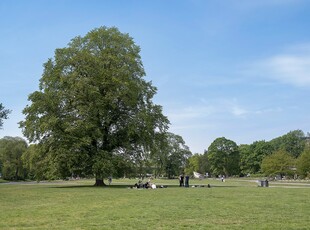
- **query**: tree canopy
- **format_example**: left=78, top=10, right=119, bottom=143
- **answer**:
left=163, top=132, right=192, bottom=178
left=185, top=152, right=209, bottom=176
left=261, top=149, right=295, bottom=177
left=296, top=147, right=310, bottom=178
left=0, top=137, right=28, bottom=180
left=207, top=137, right=240, bottom=176
left=269, top=130, right=306, bottom=158
left=240, top=141, right=274, bottom=174
left=20, top=27, right=169, bottom=185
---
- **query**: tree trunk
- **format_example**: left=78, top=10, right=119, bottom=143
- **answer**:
left=94, top=178, right=106, bottom=186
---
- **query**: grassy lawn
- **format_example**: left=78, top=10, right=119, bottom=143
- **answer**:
left=0, top=179, right=8, bottom=183
left=0, top=178, right=309, bottom=229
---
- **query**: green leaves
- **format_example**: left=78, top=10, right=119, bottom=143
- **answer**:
left=0, top=137, right=28, bottom=180
left=240, top=141, right=274, bottom=174
left=261, top=149, right=295, bottom=177
left=0, top=103, right=11, bottom=129
left=296, top=148, right=310, bottom=178
left=269, top=130, right=306, bottom=158
left=20, top=26, right=169, bottom=181
left=207, top=137, right=240, bottom=176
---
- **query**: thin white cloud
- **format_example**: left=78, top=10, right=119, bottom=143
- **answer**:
left=254, top=107, right=283, bottom=114
left=165, top=98, right=282, bottom=129
left=166, top=104, right=216, bottom=123
left=263, top=55, right=310, bottom=86
left=231, top=105, right=248, bottom=116
left=248, top=43, right=310, bottom=87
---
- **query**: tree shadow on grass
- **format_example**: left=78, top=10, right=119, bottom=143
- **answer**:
left=51, top=184, right=127, bottom=189
left=52, top=183, right=177, bottom=189
left=51, top=184, right=242, bottom=190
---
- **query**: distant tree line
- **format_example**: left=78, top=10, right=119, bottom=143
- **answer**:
left=184, top=130, right=310, bottom=179
left=1, top=130, right=309, bottom=181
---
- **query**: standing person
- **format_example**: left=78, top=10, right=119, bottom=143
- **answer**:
left=179, top=174, right=184, bottom=187
left=185, top=175, right=189, bottom=187
left=108, top=176, right=112, bottom=185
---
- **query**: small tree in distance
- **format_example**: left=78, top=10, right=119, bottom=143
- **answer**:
left=296, top=148, right=310, bottom=179
left=261, top=149, right=295, bottom=178
left=207, top=137, right=240, bottom=177
left=0, top=137, right=28, bottom=180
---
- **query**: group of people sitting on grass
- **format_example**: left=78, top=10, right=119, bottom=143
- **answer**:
left=130, top=179, right=167, bottom=189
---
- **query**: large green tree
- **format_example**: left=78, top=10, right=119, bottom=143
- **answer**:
left=269, top=130, right=305, bottom=158
left=162, top=132, right=192, bottom=179
left=261, top=150, right=295, bottom=178
left=20, top=27, right=169, bottom=185
left=207, top=137, right=240, bottom=176
left=0, top=103, right=11, bottom=129
left=0, top=137, right=28, bottom=180
left=240, top=141, right=274, bottom=174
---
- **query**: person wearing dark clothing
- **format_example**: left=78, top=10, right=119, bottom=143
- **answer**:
left=179, top=175, right=184, bottom=187
left=185, top=175, right=189, bottom=187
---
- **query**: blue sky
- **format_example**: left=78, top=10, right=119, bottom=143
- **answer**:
left=1, top=0, right=310, bottom=153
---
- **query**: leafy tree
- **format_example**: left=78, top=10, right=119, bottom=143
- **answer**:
left=126, top=144, right=152, bottom=179
left=207, top=137, right=240, bottom=176
left=0, top=137, right=28, bottom=180
left=0, top=103, right=11, bottom=129
left=20, top=27, right=169, bottom=185
left=296, top=148, right=310, bottom=178
left=240, top=141, right=274, bottom=174
left=22, top=144, right=59, bottom=181
left=163, top=133, right=192, bottom=178
left=111, top=154, right=135, bottom=178
left=269, top=130, right=305, bottom=158
left=184, top=152, right=209, bottom=176
left=239, top=144, right=251, bottom=175
left=149, top=132, right=169, bottom=178
left=261, top=149, right=295, bottom=178
left=199, top=150, right=210, bottom=175
left=185, top=154, right=201, bottom=176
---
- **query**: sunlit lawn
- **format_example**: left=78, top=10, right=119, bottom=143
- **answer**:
left=1, top=178, right=309, bottom=229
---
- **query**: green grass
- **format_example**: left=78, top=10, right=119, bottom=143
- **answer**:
left=0, top=178, right=8, bottom=183
left=0, top=178, right=309, bottom=229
